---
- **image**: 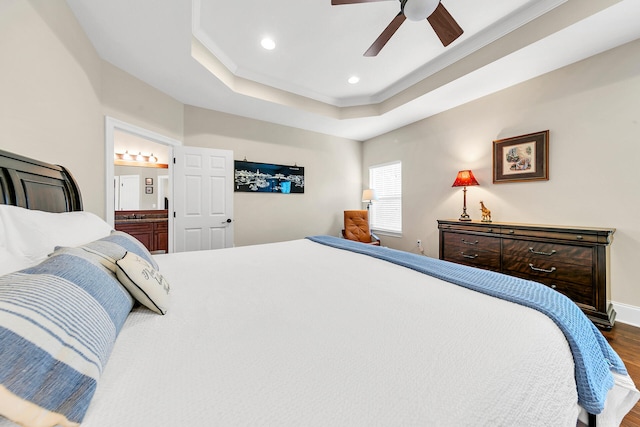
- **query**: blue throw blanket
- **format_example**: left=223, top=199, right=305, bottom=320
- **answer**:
left=307, top=235, right=627, bottom=414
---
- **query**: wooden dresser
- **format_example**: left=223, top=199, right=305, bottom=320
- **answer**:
left=437, top=220, right=615, bottom=329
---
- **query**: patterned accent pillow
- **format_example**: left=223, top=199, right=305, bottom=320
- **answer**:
left=116, top=251, right=170, bottom=315
left=0, top=248, right=133, bottom=426
left=98, top=231, right=159, bottom=270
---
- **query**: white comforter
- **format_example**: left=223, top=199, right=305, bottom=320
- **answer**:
left=71, top=239, right=636, bottom=426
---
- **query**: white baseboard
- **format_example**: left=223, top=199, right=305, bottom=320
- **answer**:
left=611, top=301, right=640, bottom=328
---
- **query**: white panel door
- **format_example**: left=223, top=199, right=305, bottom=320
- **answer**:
left=173, top=146, right=234, bottom=252
left=119, top=175, right=140, bottom=210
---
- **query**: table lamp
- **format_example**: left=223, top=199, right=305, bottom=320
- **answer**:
left=362, top=189, right=378, bottom=211
left=452, top=170, right=479, bottom=221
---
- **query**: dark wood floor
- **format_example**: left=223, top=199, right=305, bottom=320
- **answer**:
left=602, top=322, right=640, bottom=426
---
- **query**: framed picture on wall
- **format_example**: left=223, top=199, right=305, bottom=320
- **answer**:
left=234, top=160, right=305, bottom=193
left=145, top=186, right=153, bottom=194
left=145, top=178, right=153, bottom=185
left=493, top=130, right=549, bottom=183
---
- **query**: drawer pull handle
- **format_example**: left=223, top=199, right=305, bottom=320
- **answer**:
left=461, top=252, right=478, bottom=259
left=550, top=284, right=557, bottom=290
left=461, top=239, right=479, bottom=245
left=576, top=235, right=583, bottom=240
left=509, top=229, right=515, bottom=234
left=529, top=263, right=556, bottom=274
left=529, top=247, right=557, bottom=256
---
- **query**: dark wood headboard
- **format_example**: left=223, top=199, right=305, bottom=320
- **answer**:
left=0, top=149, right=83, bottom=213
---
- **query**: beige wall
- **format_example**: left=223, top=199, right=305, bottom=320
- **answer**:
left=363, top=38, right=640, bottom=308
left=101, top=61, right=184, bottom=142
left=0, top=0, right=104, bottom=214
left=184, top=106, right=362, bottom=246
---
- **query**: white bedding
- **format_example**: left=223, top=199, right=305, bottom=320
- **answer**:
left=2, top=239, right=636, bottom=426
left=76, top=239, right=638, bottom=427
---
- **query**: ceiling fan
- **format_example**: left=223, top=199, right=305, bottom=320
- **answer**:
left=331, top=0, right=463, bottom=57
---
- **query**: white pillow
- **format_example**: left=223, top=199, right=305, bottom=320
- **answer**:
left=115, top=251, right=170, bottom=315
left=0, top=205, right=113, bottom=272
left=0, top=248, right=33, bottom=276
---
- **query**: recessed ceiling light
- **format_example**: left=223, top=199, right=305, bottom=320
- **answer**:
left=348, top=76, right=360, bottom=84
left=261, top=38, right=276, bottom=50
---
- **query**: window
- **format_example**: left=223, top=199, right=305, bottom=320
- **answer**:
left=369, top=161, right=402, bottom=234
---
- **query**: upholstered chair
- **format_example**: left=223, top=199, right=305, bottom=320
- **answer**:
left=341, top=210, right=380, bottom=245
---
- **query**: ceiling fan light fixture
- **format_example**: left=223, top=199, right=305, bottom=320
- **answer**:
left=403, top=0, right=439, bottom=22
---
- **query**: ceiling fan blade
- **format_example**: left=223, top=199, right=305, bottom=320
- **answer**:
left=427, top=2, right=463, bottom=47
left=331, top=0, right=394, bottom=5
left=364, top=12, right=406, bottom=57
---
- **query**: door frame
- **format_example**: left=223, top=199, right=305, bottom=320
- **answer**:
left=157, top=174, right=170, bottom=210
left=105, top=116, right=182, bottom=252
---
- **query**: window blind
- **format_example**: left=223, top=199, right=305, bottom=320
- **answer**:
left=369, top=161, right=402, bottom=234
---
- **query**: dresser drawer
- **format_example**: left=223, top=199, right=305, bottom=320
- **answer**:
left=439, top=223, right=501, bottom=235
left=442, top=249, right=500, bottom=271
left=442, top=232, right=501, bottom=270
left=500, top=227, right=603, bottom=243
left=443, top=232, right=500, bottom=253
left=502, top=255, right=593, bottom=286
left=503, top=239, right=592, bottom=266
left=505, top=270, right=594, bottom=309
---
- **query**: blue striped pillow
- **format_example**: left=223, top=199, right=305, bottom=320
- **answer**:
left=0, top=247, right=133, bottom=426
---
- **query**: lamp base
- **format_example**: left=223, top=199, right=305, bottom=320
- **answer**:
left=458, top=186, right=472, bottom=221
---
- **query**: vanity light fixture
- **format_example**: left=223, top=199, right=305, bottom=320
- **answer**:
left=114, top=151, right=163, bottom=166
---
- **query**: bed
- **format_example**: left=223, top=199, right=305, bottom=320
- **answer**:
left=0, top=148, right=638, bottom=427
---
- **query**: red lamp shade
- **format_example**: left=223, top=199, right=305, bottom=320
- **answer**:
left=452, top=170, right=479, bottom=187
